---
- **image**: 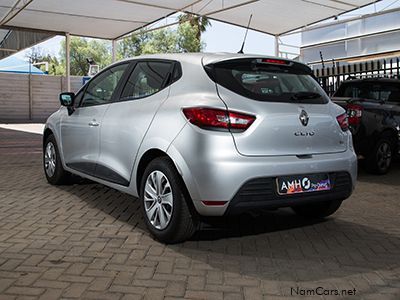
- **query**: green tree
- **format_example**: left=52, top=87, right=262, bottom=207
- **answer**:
left=118, top=13, right=210, bottom=58
left=118, top=29, right=179, bottom=58
left=177, top=22, right=202, bottom=52
left=117, top=31, right=151, bottom=59
left=26, top=47, right=64, bottom=75
left=178, top=13, right=211, bottom=42
left=60, top=37, right=111, bottom=76
left=141, top=29, right=179, bottom=54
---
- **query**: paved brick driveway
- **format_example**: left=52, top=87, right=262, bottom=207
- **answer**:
left=0, top=127, right=399, bottom=299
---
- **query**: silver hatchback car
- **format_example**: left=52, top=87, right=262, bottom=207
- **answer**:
left=44, top=53, right=357, bottom=243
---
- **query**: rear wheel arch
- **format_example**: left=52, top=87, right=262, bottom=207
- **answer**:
left=365, top=128, right=396, bottom=174
left=378, top=128, right=398, bottom=153
left=139, top=156, right=198, bottom=243
left=136, top=149, right=198, bottom=215
left=380, top=128, right=397, bottom=142
left=368, top=128, right=397, bottom=154
left=136, top=149, right=171, bottom=197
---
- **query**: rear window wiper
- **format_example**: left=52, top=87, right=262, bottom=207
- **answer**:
left=290, top=92, right=322, bottom=100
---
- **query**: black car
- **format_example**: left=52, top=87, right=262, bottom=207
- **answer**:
left=332, top=78, right=400, bottom=174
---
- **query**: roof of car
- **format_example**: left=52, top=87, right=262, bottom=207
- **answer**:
left=342, top=77, right=400, bottom=84
left=115, top=52, right=305, bottom=67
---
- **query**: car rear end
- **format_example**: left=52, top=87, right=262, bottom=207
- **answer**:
left=168, top=54, right=357, bottom=216
left=332, top=79, right=400, bottom=173
left=332, top=80, right=383, bottom=157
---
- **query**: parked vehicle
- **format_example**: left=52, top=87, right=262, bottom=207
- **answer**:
left=43, top=53, right=357, bottom=243
left=332, top=78, right=400, bottom=174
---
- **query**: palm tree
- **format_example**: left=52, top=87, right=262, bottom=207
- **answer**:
left=178, top=13, right=211, bottom=42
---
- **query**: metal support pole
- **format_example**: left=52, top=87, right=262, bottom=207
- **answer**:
left=65, top=33, right=71, bottom=92
left=112, top=39, right=117, bottom=63
left=28, top=58, right=32, bottom=120
left=275, top=35, right=280, bottom=57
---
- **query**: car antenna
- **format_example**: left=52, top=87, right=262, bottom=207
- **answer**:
left=319, top=51, right=325, bottom=69
left=238, top=14, right=253, bottom=54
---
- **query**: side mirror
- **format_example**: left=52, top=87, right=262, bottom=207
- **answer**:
left=59, top=92, right=75, bottom=107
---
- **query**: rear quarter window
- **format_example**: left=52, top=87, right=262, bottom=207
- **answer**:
left=120, top=61, right=173, bottom=101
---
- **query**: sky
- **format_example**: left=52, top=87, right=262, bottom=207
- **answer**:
left=12, top=0, right=400, bottom=62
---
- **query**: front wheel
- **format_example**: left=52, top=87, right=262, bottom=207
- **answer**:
left=43, top=134, right=71, bottom=185
left=292, top=200, right=342, bottom=218
left=140, top=157, right=198, bottom=243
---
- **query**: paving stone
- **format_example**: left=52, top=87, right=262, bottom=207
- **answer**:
left=62, top=282, right=88, bottom=298
left=0, top=127, right=399, bottom=299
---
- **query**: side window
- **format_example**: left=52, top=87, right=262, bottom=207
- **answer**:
left=381, top=84, right=400, bottom=103
left=120, top=61, right=172, bottom=101
left=171, top=62, right=182, bottom=83
left=73, top=89, right=84, bottom=108
left=81, top=63, right=128, bottom=107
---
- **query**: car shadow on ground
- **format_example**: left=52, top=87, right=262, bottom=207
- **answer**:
left=56, top=179, right=400, bottom=284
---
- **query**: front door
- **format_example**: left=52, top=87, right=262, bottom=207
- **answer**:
left=60, top=63, right=129, bottom=175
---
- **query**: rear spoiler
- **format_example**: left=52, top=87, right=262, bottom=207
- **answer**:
left=204, top=57, right=313, bottom=81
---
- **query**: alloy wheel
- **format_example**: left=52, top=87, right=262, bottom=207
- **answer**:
left=376, top=142, right=392, bottom=171
left=144, top=170, right=173, bottom=230
left=44, top=142, right=56, bottom=177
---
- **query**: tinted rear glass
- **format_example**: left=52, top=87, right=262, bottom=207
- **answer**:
left=334, top=81, right=400, bottom=102
left=205, top=59, right=328, bottom=104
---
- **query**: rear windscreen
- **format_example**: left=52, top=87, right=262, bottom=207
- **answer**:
left=205, top=59, right=328, bottom=104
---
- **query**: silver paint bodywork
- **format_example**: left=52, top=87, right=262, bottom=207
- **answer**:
left=44, top=53, right=357, bottom=216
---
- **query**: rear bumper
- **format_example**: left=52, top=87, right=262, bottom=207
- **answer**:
left=168, top=124, right=357, bottom=217
left=225, top=172, right=352, bottom=215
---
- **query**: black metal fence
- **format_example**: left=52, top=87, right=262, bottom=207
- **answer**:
left=314, top=57, right=400, bottom=96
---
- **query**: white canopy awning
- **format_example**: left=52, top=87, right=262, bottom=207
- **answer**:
left=0, top=0, right=380, bottom=40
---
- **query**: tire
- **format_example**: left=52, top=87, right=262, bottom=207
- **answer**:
left=43, top=134, right=71, bottom=185
left=366, top=136, right=394, bottom=175
left=140, top=157, right=198, bottom=244
left=292, top=200, right=342, bottom=218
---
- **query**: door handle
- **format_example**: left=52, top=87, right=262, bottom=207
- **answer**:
left=88, top=120, right=99, bottom=127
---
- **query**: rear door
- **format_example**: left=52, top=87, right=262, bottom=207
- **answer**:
left=205, top=58, right=347, bottom=156
left=95, top=60, right=175, bottom=185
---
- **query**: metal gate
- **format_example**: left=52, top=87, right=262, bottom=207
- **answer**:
left=314, top=57, right=400, bottom=96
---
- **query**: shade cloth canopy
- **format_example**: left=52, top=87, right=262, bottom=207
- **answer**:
left=0, top=0, right=380, bottom=40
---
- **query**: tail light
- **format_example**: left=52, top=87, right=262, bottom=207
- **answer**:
left=182, top=107, right=255, bottom=132
left=346, top=104, right=363, bottom=125
left=336, top=113, right=349, bottom=131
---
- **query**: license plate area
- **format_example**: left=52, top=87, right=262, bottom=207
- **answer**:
left=276, top=174, right=331, bottom=195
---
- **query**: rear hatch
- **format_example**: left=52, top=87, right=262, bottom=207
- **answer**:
left=204, top=57, right=347, bottom=156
